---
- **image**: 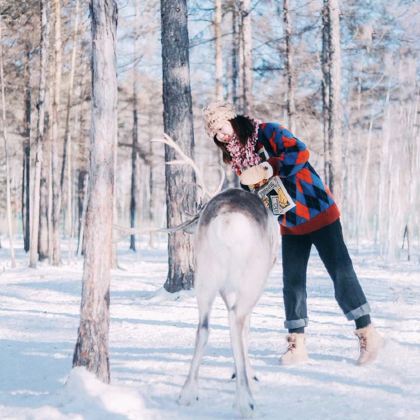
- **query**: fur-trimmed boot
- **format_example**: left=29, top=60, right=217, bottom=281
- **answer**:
left=280, top=333, right=309, bottom=365
left=355, top=324, right=384, bottom=365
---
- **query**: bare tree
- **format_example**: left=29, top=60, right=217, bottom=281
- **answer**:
left=39, top=64, right=54, bottom=262
left=230, top=1, right=239, bottom=106
left=147, top=108, right=156, bottom=248
left=22, top=42, right=31, bottom=253
left=321, top=0, right=330, bottom=185
left=76, top=169, right=88, bottom=257
left=72, top=0, right=118, bottom=383
left=0, top=16, right=16, bottom=268
left=29, top=0, right=50, bottom=268
left=240, top=0, right=252, bottom=114
left=38, top=105, right=50, bottom=261
left=51, top=0, right=63, bottom=265
left=129, top=0, right=140, bottom=252
left=60, top=0, right=80, bottom=246
left=214, top=0, right=223, bottom=101
left=322, top=0, right=343, bottom=203
left=282, top=0, right=295, bottom=132
left=160, top=0, right=196, bottom=292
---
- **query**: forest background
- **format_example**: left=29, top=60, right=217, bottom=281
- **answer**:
left=0, top=0, right=419, bottom=273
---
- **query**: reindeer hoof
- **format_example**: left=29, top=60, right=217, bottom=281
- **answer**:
left=236, top=401, right=255, bottom=418
left=178, top=382, right=198, bottom=406
left=235, top=392, right=255, bottom=418
left=231, top=372, right=259, bottom=382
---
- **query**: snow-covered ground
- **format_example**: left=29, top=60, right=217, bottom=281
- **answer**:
left=0, top=239, right=419, bottom=419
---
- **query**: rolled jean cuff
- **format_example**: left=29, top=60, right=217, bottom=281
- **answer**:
left=345, top=303, right=371, bottom=321
left=284, top=318, right=309, bottom=329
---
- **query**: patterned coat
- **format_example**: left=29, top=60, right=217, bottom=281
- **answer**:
left=256, top=122, right=340, bottom=235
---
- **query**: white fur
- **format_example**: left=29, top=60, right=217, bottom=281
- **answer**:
left=179, top=195, right=279, bottom=417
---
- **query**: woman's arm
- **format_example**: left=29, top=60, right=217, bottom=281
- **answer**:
left=261, top=122, right=310, bottom=178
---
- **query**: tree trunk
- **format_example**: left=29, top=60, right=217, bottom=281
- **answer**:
left=224, top=1, right=240, bottom=189
left=377, top=84, right=391, bottom=255
left=60, top=0, right=79, bottom=190
left=147, top=109, right=155, bottom=248
left=76, top=169, right=88, bottom=257
left=231, top=1, right=239, bottom=107
left=48, top=94, right=54, bottom=263
left=60, top=0, right=80, bottom=248
left=324, top=0, right=342, bottom=203
left=29, top=0, right=50, bottom=268
left=402, top=225, right=410, bottom=261
left=358, top=114, right=373, bottom=239
left=51, top=0, right=63, bottom=265
left=321, top=0, right=330, bottom=186
left=22, top=43, right=31, bottom=253
left=129, top=0, right=140, bottom=252
left=214, top=0, right=223, bottom=101
left=160, top=0, right=196, bottom=292
left=240, top=0, right=252, bottom=114
left=129, top=80, right=139, bottom=252
left=283, top=0, right=295, bottom=132
left=22, top=141, right=31, bottom=252
left=67, top=95, right=82, bottom=261
left=72, top=0, right=118, bottom=383
left=0, top=17, right=16, bottom=268
left=38, top=108, right=50, bottom=261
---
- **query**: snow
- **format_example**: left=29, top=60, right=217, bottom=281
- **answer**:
left=0, top=366, right=148, bottom=420
left=0, top=239, right=419, bottom=419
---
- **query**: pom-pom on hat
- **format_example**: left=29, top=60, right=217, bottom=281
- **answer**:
left=203, top=102, right=237, bottom=137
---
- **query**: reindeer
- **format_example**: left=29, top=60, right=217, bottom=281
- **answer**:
left=114, top=135, right=279, bottom=417
left=178, top=187, right=279, bottom=417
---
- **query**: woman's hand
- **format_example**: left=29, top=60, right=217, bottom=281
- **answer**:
left=240, top=162, right=273, bottom=186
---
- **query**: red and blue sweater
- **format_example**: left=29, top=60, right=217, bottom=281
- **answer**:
left=256, top=122, right=340, bottom=235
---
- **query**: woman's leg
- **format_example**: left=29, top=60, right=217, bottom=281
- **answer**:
left=310, top=219, right=371, bottom=326
left=282, top=233, right=312, bottom=332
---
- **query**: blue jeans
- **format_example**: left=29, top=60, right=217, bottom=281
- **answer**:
left=282, top=219, right=370, bottom=330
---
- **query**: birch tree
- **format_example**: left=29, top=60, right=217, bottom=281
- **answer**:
left=29, top=0, right=50, bottom=268
left=160, top=0, right=196, bottom=292
left=73, top=0, right=118, bottom=382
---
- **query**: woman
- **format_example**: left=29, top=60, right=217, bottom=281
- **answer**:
left=203, top=102, right=383, bottom=365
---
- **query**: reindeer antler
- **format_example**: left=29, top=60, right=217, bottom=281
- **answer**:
left=113, top=133, right=226, bottom=238
left=152, top=133, right=225, bottom=201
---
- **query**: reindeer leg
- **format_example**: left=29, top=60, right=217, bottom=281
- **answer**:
left=226, top=301, right=257, bottom=384
left=243, top=313, right=259, bottom=383
left=179, top=295, right=214, bottom=406
left=231, top=314, right=258, bottom=383
left=220, top=291, right=240, bottom=382
left=228, top=308, right=255, bottom=417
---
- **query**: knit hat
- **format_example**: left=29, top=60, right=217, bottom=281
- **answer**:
left=203, top=102, right=237, bottom=137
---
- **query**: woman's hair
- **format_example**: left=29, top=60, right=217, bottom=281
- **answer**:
left=213, top=115, right=255, bottom=164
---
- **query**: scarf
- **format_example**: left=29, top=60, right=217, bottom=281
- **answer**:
left=226, top=120, right=261, bottom=175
